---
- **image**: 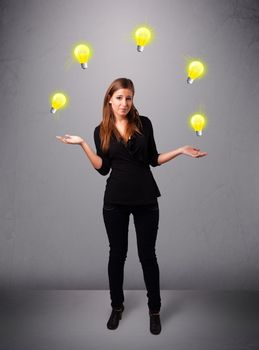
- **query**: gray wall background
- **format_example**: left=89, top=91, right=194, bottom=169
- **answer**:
left=0, top=0, right=259, bottom=290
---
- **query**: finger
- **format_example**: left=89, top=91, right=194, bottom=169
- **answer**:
left=198, top=152, right=207, bottom=157
left=57, top=136, right=67, bottom=143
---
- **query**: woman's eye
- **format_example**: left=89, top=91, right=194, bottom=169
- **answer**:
left=116, top=97, right=132, bottom=101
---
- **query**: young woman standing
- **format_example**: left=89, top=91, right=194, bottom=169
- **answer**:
left=56, top=77, right=207, bottom=335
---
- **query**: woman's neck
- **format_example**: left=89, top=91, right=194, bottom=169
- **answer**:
left=115, top=116, right=128, bottom=124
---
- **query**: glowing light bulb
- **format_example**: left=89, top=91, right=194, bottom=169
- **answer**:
left=189, top=113, right=206, bottom=136
left=50, top=93, right=67, bottom=114
left=73, top=44, right=92, bottom=69
left=133, top=26, right=153, bottom=52
left=187, top=60, right=205, bottom=84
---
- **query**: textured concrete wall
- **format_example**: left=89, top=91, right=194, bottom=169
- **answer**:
left=0, top=0, right=259, bottom=289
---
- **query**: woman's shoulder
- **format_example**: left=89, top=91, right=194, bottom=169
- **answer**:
left=94, top=123, right=101, bottom=134
left=139, top=115, right=153, bottom=130
left=94, top=124, right=102, bottom=142
left=139, top=115, right=150, bottom=123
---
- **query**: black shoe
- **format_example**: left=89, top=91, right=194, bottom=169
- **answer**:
left=149, top=312, right=161, bottom=335
left=107, top=306, right=124, bottom=330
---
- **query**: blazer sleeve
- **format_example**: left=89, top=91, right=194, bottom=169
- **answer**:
left=146, top=118, right=161, bottom=167
left=94, top=126, right=111, bottom=176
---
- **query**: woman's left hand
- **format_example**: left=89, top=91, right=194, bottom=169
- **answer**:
left=180, top=145, right=208, bottom=158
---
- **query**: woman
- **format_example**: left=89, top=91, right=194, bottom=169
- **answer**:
left=56, top=77, right=207, bottom=335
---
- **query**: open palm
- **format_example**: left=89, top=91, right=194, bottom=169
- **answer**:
left=56, top=134, right=84, bottom=145
left=181, top=145, right=208, bottom=158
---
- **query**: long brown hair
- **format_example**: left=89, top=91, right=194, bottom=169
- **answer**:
left=100, top=78, right=142, bottom=153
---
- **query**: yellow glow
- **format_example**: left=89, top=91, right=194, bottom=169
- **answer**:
left=50, top=92, right=68, bottom=113
left=186, top=59, right=207, bottom=83
left=132, top=25, right=154, bottom=51
left=135, top=27, right=151, bottom=46
left=189, top=113, right=207, bottom=136
left=73, top=43, right=93, bottom=68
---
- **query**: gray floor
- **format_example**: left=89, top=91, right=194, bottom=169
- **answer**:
left=1, top=290, right=259, bottom=350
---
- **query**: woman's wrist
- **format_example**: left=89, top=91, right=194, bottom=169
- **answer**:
left=80, top=140, right=87, bottom=146
left=177, top=147, right=184, bottom=155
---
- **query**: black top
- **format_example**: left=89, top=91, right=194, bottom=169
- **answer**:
left=94, top=115, right=161, bottom=205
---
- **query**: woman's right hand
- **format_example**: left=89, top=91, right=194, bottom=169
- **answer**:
left=56, top=134, right=84, bottom=145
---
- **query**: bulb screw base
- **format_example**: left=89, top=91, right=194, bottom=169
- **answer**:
left=187, top=77, right=194, bottom=84
left=81, top=62, right=88, bottom=69
left=50, top=107, right=56, bottom=114
left=137, top=45, right=144, bottom=52
left=195, top=130, right=202, bottom=136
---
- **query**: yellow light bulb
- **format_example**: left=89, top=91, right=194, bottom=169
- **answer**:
left=190, top=113, right=206, bottom=136
left=134, top=26, right=152, bottom=52
left=187, top=60, right=205, bottom=84
left=73, top=44, right=92, bottom=69
left=50, top=93, right=67, bottom=114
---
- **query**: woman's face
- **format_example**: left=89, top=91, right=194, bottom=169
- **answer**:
left=109, top=88, right=133, bottom=119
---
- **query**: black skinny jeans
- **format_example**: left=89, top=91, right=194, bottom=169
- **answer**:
left=102, top=201, right=161, bottom=313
